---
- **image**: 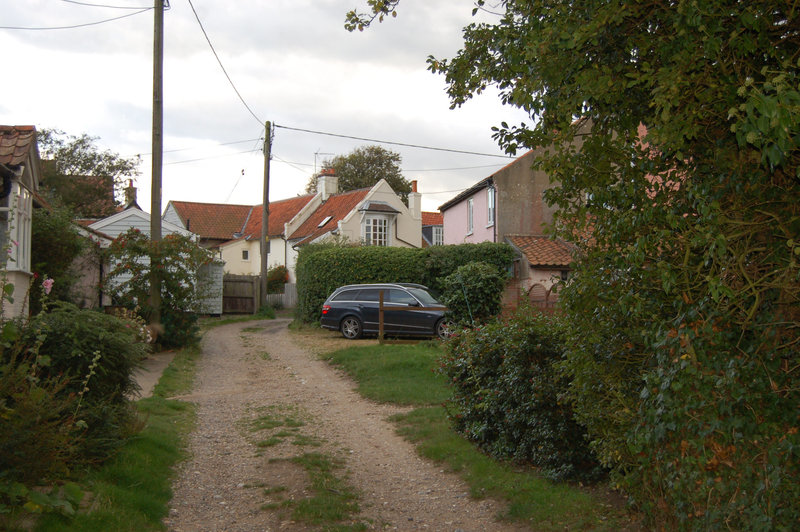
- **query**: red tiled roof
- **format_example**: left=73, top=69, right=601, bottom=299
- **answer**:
left=289, top=188, right=370, bottom=245
left=507, top=234, right=575, bottom=267
left=240, top=194, right=315, bottom=239
left=422, top=211, right=443, bottom=226
left=0, top=125, right=36, bottom=166
left=169, top=201, right=254, bottom=240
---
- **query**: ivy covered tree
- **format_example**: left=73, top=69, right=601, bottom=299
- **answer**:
left=37, top=129, right=141, bottom=218
left=349, top=1, right=799, bottom=528
left=305, top=145, right=413, bottom=204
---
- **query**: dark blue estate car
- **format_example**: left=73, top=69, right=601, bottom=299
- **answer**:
left=320, top=283, right=449, bottom=340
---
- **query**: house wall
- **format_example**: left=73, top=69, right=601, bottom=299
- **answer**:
left=221, top=239, right=258, bottom=275
left=220, top=237, right=290, bottom=278
left=162, top=203, right=183, bottom=229
left=493, top=150, right=559, bottom=238
left=2, top=270, right=31, bottom=318
left=442, top=187, right=494, bottom=244
left=338, top=180, right=421, bottom=248
left=70, top=247, right=110, bottom=309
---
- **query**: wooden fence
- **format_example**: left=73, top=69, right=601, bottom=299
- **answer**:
left=222, top=275, right=297, bottom=314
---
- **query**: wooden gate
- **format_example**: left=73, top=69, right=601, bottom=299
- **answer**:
left=222, top=274, right=259, bottom=314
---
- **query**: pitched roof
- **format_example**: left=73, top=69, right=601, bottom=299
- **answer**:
left=0, top=125, right=36, bottom=166
left=506, top=234, right=575, bottom=267
left=422, top=211, right=443, bottom=226
left=289, top=188, right=370, bottom=245
left=239, top=194, right=316, bottom=239
left=168, top=201, right=254, bottom=240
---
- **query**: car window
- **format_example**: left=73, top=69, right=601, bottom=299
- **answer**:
left=355, top=288, right=381, bottom=302
left=388, top=289, right=417, bottom=305
left=407, top=288, right=440, bottom=306
left=331, top=289, right=358, bottom=301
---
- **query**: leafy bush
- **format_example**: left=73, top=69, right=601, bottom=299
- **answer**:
left=103, top=228, right=214, bottom=348
left=439, top=308, right=602, bottom=482
left=25, top=302, right=148, bottom=459
left=266, top=264, right=289, bottom=293
left=295, top=242, right=514, bottom=323
left=439, top=261, right=506, bottom=326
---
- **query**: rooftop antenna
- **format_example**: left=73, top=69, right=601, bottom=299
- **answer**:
left=314, top=150, right=334, bottom=174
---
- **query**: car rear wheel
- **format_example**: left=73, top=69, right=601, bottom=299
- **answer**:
left=435, top=318, right=452, bottom=340
left=340, top=316, right=363, bottom=339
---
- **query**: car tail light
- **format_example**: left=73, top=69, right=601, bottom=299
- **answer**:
left=322, top=304, right=331, bottom=315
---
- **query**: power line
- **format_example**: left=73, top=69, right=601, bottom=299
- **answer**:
left=0, top=8, right=150, bottom=30
left=60, top=0, right=152, bottom=8
left=163, top=149, right=258, bottom=166
left=274, top=124, right=513, bottom=159
left=186, top=0, right=263, bottom=126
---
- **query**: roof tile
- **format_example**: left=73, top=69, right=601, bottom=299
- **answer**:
left=507, top=234, right=575, bottom=267
left=289, top=188, right=370, bottom=244
left=422, top=211, right=443, bottom=226
left=0, top=125, right=36, bottom=166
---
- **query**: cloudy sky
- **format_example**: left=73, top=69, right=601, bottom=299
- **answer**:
left=0, top=0, right=530, bottom=213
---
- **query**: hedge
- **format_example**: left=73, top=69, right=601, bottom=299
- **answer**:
left=295, top=242, right=514, bottom=323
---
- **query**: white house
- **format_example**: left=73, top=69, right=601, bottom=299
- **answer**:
left=0, top=126, right=40, bottom=318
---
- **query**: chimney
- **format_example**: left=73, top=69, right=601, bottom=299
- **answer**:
left=408, top=179, right=421, bottom=220
left=124, top=179, right=137, bottom=206
left=317, top=168, right=338, bottom=201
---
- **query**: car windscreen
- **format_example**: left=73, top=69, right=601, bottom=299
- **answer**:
left=407, top=288, right=440, bottom=306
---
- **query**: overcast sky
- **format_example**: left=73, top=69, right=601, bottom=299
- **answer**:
left=0, top=0, right=530, bottom=213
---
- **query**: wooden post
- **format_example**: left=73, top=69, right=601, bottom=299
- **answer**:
left=378, top=290, right=385, bottom=344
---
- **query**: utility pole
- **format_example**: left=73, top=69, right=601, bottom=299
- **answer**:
left=260, top=121, right=272, bottom=309
left=149, top=0, right=165, bottom=325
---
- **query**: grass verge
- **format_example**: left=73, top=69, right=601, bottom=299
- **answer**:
left=34, top=346, right=200, bottom=531
left=323, top=342, right=631, bottom=531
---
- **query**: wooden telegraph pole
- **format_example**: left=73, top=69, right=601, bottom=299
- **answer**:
left=260, top=122, right=272, bottom=309
left=149, top=0, right=166, bottom=325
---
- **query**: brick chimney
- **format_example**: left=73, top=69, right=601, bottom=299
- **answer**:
left=124, top=179, right=137, bottom=207
left=317, top=168, right=338, bottom=201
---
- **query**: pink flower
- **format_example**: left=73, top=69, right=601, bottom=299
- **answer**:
left=42, top=278, right=54, bottom=295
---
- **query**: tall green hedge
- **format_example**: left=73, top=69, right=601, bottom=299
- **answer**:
left=295, top=242, right=514, bottom=323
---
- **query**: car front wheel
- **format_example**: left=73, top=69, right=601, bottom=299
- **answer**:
left=340, top=316, right=363, bottom=339
left=435, top=318, right=452, bottom=340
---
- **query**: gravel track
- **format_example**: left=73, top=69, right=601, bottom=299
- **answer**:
left=163, top=319, right=529, bottom=531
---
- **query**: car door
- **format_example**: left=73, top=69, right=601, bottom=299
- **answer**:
left=383, top=288, right=419, bottom=334
left=354, top=288, right=382, bottom=332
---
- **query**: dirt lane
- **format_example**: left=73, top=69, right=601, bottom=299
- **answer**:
left=164, top=320, right=528, bottom=531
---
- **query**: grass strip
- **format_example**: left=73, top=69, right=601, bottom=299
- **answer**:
left=35, top=346, right=200, bottom=531
left=288, top=453, right=367, bottom=531
left=323, top=342, right=629, bottom=531
left=322, top=343, right=450, bottom=406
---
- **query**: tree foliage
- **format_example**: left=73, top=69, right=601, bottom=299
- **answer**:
left=350, top=1, right=799, bottom=528
left=30, top=205, right=87, bottom=313
left=103, top=229, right=214, bottom=348
left=37, top=129, right=141, bottom=218
left=305, top=145, right=413, bottom=204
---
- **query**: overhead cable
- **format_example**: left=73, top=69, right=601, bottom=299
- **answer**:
left=186, top=0, right=264, bottom=126
left=274, top=124, right=513, bottom=159
left=0, top=8, right=150, bottom=30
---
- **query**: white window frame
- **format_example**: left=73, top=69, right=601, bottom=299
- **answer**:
left=467, top=198, right=474, bottom=235
left=487, top=186, right=495, bottom=227
left=363, top=214, right=390, bottom=246
left=242, top=249, right=249, bottom=261
left=432, top=225, right=443, bottom=246
left=0, top=182, right=32, bottom=273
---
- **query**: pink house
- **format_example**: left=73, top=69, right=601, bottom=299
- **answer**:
left=438, top=148, right=575, bottom=309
